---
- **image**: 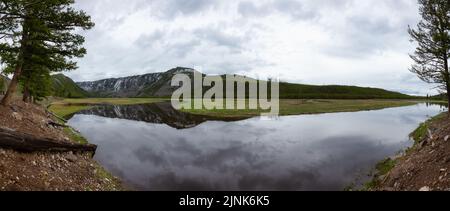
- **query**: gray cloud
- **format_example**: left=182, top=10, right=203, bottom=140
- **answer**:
left=193, top=27, right=247, bottom=51
left=156, top=0, right=217, bottom=17
left=238, top=0, right=319, bottom=20
left=69, top=0, right=435, bottom=95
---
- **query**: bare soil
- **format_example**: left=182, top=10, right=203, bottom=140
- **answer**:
left=377, top=114, right=450, bottom=191
left=0, top=99, right=123, bottom=191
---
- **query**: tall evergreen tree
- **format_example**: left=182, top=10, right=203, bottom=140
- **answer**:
left=0, top=0, right=93, bottom=105
left=409, top=0, right=450, bottom=111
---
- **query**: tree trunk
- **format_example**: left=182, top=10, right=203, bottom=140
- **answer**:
left=1, top=64, right=23, bottom=106
left=445, top=54, right=450, bottom=114
left=1, top=16, right=30, bottom=106
left=22, top=84, right=31, bottom=103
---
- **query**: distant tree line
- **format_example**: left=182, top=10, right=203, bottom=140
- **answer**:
left=0, top=0, right=93, bottom=105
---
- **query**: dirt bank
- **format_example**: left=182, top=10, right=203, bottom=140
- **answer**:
left=0, top=99, right=123, bottom=191
left=374, top=113, right=450, bottom=191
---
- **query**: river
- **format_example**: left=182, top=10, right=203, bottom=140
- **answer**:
left=67, top=102, right=444, bottom=190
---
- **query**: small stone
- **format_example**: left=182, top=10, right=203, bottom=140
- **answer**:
left=66, top=154, right=78, bottom=163
left=419, top=140, right=428, bottom=149
left=445, top=157, right=450, bottom=163
left=9, top=106, right=18, bottom=112
left=445, top=135, right=450, bottom=142
left=419, top=186, right=431, bottom=191
left=440, top=168, right=447, bottom=172
left=394, top=182, right=400, bottom=188
left=11, top=112, right=23, bottom=121
left=427, top=129, right=433, bottom=139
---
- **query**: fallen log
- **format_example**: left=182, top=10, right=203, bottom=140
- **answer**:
left=0, top=128, right=97, bottom=155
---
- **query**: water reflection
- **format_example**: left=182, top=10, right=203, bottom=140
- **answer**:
left=68, top=103, right=444, bottom=190
left=77, top=103, right=243, bottom=129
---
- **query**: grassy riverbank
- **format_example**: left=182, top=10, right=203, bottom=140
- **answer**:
left=183, top=99, right=419, bottom=118
left=49, top=98, right=420, bottom=119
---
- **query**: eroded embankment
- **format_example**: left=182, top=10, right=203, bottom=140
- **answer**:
left=370, top=113, right=450, bottom=191
left=0, top=99, right=122, bottom=191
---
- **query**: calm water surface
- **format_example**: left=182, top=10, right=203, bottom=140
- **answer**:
left=68, top=103, right=444, bottom=190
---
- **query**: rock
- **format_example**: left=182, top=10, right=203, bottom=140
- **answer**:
left=419, top=186, right=431, bottom=191
left=445, top=135, right=450, bottom=142
left=66, top=153, right=78, bottom=163
left=381, top=187, right=396, bottom=191
left=11, top=112, right=23, bottom=121
left=419, top=140, right=428, bottom=149
left=394, top=182, right=400, bottom=188
left=427, top=129, right=433, bottom=139
left=444, top=157, right=450, bottom=163
left=9, top=106, right=18, bottom=112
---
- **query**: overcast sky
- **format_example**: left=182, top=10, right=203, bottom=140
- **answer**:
left=70, top=0, right=436, bottom=95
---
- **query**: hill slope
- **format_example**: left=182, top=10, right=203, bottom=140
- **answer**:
left=51, top=74, right=89, bottom=98
left=74, top=67, right=414, bottom=99
left=279, top=83, right=412, bottom=99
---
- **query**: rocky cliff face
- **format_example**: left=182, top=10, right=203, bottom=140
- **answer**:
left=76, top=67, right=195, bottom=97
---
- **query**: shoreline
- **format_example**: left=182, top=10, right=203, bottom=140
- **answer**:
left=54, top=108, right=125, bottom=190
left=367, top=112, right=450, bottom=191
left=0, top=99, right=123, bottom=191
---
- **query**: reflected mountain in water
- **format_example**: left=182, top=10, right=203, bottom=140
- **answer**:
left=76, top=102, right=244, bottom=129
left=68, top=103, right=444, bottom=190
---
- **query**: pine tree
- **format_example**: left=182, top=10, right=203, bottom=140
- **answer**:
left=0, top=0, right=93, bottom=105
left=409, top=0, right=450, bottom=111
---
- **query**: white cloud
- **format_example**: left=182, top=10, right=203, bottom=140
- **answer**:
left=69, top=0, right=436, bottom=95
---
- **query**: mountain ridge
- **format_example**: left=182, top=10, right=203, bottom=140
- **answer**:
left=76, top=67, right=195, bottom=97
left=51, top=67, right=416, bottom=99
